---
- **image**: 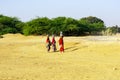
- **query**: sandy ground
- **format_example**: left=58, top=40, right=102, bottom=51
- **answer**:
left=0, top=34, right=120, bottom=80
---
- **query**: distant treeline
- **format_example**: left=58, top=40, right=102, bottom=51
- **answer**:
left=0, top=14, right=119, bottom=36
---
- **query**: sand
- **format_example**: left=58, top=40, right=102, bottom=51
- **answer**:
left=0, top=34, right=120, bottom=80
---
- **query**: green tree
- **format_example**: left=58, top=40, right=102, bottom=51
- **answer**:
left=64, top=18, right=80, bottom=36
left=79, top=16, right=105, bottom=35
left=23, top=17, right=50, bottom=35
left=49, top=17, right=66, bottom=35
left=0, top=15, right=23, bottom=34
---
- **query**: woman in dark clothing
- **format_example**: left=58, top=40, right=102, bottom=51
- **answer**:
left=46, top=35, right=51, bottom=52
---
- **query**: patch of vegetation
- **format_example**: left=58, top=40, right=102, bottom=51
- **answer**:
left=1, top=14, right=119, bottom=36
left=0, top=35, right=3, bottom=38
left=102, top=25, right=119, bottom=36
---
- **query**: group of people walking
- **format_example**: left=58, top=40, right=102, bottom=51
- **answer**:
left=46, top=33, right=64, bottom=53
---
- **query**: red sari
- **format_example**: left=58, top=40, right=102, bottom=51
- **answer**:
left=52, top=37, right=56, bottom=45
left=59, top=37, right=64, bottom=52
left=51, top=37, right=57, bottom=51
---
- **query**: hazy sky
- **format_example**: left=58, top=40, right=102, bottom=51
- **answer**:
left=0, top=0, right=120, bottom=26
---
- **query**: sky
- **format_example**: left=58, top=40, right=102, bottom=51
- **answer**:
left=0, top=0, right=120, bottom=26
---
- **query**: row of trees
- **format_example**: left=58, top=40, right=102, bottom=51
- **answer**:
left=0, top=14, right=118, bottom=36
left=23, top=16, right=105, bottom=36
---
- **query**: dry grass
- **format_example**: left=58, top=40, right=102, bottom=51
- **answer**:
left=0, top=34, right=120, bottom=80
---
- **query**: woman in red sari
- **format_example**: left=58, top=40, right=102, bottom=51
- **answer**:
left=51, top=35, right=57, bottom=52
left=59, top=35, right=64, bottom=53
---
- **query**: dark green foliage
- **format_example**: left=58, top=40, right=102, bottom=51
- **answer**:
left=23, top=17, right=51, bottom=35
left=0, top=14, right=107, bottom=36
left=0, top=14, right=24, bottom=35
left=79, top=16, right=105, bottom=35
left=49, top=17, right=66, bottom=35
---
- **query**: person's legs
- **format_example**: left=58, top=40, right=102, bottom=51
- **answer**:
left=48, top=46, right=50, bottom=52
left=60, top=45, right=64, bottom=53
left=52, top=44, right=56, bottom=52
left=47, top=44, right=50, bottom=52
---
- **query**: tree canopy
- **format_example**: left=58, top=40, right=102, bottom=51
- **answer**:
left=79, top=16, right=105, bottom=35
left=0, top=15, right=23, bottom=35
left=0, top=14, right=106, bottom=36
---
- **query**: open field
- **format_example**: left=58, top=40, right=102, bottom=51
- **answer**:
left=1, top=34, right=120, bottom=80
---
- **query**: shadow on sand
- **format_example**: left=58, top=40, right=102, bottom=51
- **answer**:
left=65, top=45, right=88, bottom=52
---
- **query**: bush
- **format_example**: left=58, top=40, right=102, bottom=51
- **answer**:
left=1, top=27, right=17, bottom=34
left=0, top=35, right=3, bottom=38
left=102, top=28, right=117, bottom=36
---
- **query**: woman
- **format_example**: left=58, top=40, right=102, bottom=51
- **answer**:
left=51, top=35, right=57, bottom=52
left=46, top=35, right=51, bottom=52
left=59, top=35, right=64, bottom=53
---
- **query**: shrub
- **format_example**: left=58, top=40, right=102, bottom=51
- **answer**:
left=0, top=35, right=3, bottom=38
